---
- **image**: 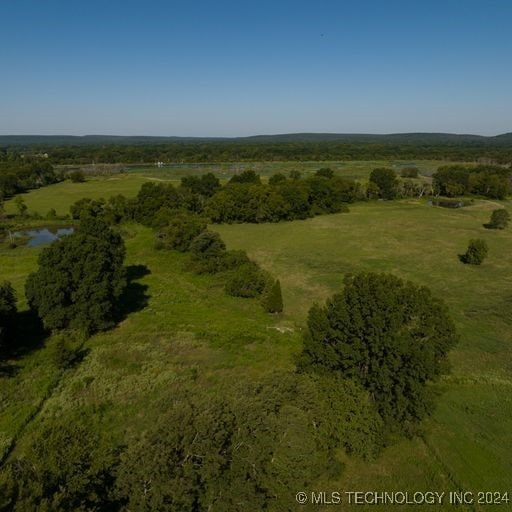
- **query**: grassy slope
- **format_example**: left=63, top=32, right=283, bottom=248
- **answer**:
left=216, top=199, right=512, bottom=510
left=1, top=173, right=511, bottom=510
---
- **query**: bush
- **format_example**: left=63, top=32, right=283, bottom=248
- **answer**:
left=158, top=213, right=207, bottom=252
left=485, top=209, right=510, bottom=230
left=46, top=208, right=58, bottom=220
left=221, top=249, right=251, bottom=270
left=69, top=170, right=86, bottom=183
left=299, top=272, right=458, bottom=433
left=50, top=332, right=82, bottom=369
left=188, top=230, right=226, bottom=274
left=459, top=239, right=488, bottom=265
left=261, top=279, right=283, bottom=313
left=224, top=263, right=266, bottom=297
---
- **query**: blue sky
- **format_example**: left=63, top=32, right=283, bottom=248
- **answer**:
left=1, top=0, right=511, bottom=136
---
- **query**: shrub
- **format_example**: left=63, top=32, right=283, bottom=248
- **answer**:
left=299, top=272, right=458, bottom=433
left=50, top=332, right=82, bottom=369
left=485, top=209, right=510, bottom=230
left=315, top=167, right=334, bottom=178
left=46, top=208, right=58, bottom=219
left=459, top=239, right=488, bottom=265
left=158, top=213, right=207, bottom=252
left=224, top=263, right=266, bottom=297
left=188, top=230, right=226, bottom=274
left=69, top=170, right=86, bottom=183
left=221, top=249, right=251, bottom=270
left=261, top=279, right=283, bottom=313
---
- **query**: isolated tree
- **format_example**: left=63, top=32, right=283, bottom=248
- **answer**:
left=0, top=281, right=17, bottom=348
left=261, top=279, right=283, bottom=313
left=459, top=239, right=488, bottom=265
left=299, top=272, right=458, bottom=431
left=369, top=168, right=398, bottom=199
left=14, top=196, right=28, bottom=217
left=158, top=213, right=207, bottom=252
left=485, top=209, right=510, bottom=230
left=25, top=218, right=126, bottom=334
left=69, top=170, right=86, bottom=183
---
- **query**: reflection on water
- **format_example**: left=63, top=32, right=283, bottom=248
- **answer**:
left=14, top=227, right=74, bottom=247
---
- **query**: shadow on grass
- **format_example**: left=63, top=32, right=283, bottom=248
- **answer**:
left=116, top=264, right=151, bottom=321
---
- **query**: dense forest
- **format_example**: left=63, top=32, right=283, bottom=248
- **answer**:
left=1, top=135, right=512, bottom=165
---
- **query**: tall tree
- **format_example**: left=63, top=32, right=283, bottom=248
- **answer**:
left=299, top=272, right=458, bottom=432
left=26, top=218, right=126, bottom=334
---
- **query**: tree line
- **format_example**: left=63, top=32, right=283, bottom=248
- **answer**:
left=2, top=140, right=512, bottom=165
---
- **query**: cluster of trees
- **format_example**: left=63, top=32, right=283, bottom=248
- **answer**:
left=299, top=272, right=458, bottom=435
left=0, top=153, right=59, bottom=199
left=155, top=211, right=283, bottom=312
left=0, top=372, right=382, bottom=511
left=205, top=170, right=356, bottom=223
left=433, top=165, right=511, bottom=199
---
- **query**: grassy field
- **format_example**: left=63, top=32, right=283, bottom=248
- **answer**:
left=1, top=174, right=511, bottom=510
left=5, top=159, right=462, bottom=217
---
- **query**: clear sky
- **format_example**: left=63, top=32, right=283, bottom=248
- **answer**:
left=1, top=0, right=511, bottom=136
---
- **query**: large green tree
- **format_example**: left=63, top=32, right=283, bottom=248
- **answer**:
left=300, top=272, right=458, bottom=431
left=25, top=218, right=126, bottom=334
left=369, top=168, right=399, bottom=199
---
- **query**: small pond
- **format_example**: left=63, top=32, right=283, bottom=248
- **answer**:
left=13, top=227, right=74, bottom=247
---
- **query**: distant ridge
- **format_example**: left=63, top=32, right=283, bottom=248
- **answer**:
left=1, top=132, right=512, bottom=146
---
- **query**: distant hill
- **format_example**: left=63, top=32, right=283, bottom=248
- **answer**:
left=1, top=132, right=511, bottom=147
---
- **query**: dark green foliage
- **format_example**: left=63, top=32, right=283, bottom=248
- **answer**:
left=0, top=416, right=120, bottom=511
left=268, top=173, right=287, bottom=185
left=315, top=167, right=334, bottom=178
left=114, top=374, right=379, bottom=512
left=224, top=263, right=266, bottom=298
left=68, top=170, right=85, bottom=183
left=289, top=170, right=302, bottom=180
left=228, top=169, right=261, bottom=184
left=400, top=167, right=419, bottom=178
left=188, top=230, right=226, bottom=274
left=369, top=168, right=398, bottom=199
left=135, top=182, right=182, bottom=225
left=157, top=213, right=207, bottom=252
left=300, top=272, right=458, bottom=433
left=180, top=172, right=220, bottom=197
left=261, top=279, right=283, bottom=313
left=104, top=194, right=133, bottom=224
left=459, top=238, right=488, bottom=265
left=220, top=249, right=251, bottom=270
left=204, top=177, right=354, bottom=224
left=69, top=197, right=105, bottom=220
left=433, top=165, right=510, bottom=199
left=485, top=208, right=510, bottom=230
left=0, top=281, right=16, bottom=348
left=50, top=332, right=82, bottom=369
left=25, top=218, right=126, bottom=334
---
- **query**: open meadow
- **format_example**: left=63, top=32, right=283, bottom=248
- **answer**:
left=0, top=174, right=511, bottom=510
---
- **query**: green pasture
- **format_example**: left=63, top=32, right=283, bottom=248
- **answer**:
left=1, top=179, right=511, bottom=509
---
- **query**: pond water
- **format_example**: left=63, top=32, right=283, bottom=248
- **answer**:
left=14, top=227, right=74, bottom=247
